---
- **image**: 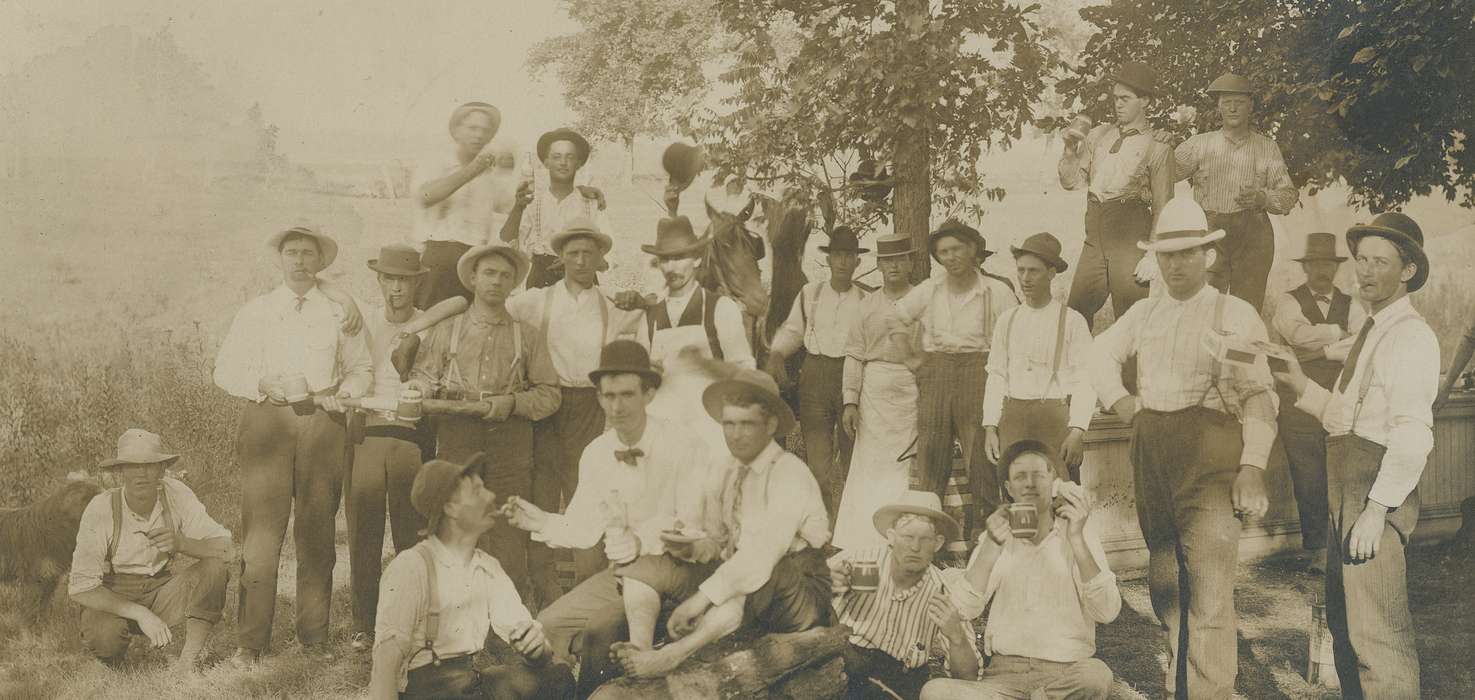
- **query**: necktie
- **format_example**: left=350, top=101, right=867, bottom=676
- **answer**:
left=722, top=464, right=751, bottom=559
left=1313, top=294, right=1331, bottom=304
left=1337, top=317, right=1375, bottom=393
left=613, top=448, right=643, bottom=466
left=1108, top=128, right=1140, bottom=155
left=295, top=296, right=307, bottom=312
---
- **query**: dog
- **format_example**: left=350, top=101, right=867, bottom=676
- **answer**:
left=0, top=478, right=104, bottom=616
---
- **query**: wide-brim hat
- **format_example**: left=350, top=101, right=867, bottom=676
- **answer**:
left=873, top=233, right=915, bottom=258
left=661, top=142, right=706, bottom=187
left=1347, top=212, right=1430, bottom=292
left=412, top=453, right=490, bottom=536
left=368, top=243, right=430, bottom=276
left=537, top=128, right=592, bottom=164
left=701, top=368, right=796, bottom=436
left=98, top=429, right=180, bottom=470
left=1291, top=232, right=1347, bottom=263
left=457, top=245, right=530, bottom=291
left=1206, top=72, right=1254, bottom=96
left=1110, top=61, right=1159, bottom=97
left=818, top=226, right=870, bottom=254
left=267, top=226, right=338, bottom=269
left=1138, top=197, right=1226, bottom=253
left=642, top=216, right=711, bottom=258
left=448, top=102, right=501, bottom=137
left=928, top=219, right=994, bottom=261
left=588, top=339, right=663, bottom=389
left=550, top=218, right=613, bottom=256
left=1011, top=232, right=1069, bottom=272
left=873, top=490, right=961, bottom=542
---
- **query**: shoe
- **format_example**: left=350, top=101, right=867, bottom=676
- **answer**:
left=226, top=648, right=261, bottom=670
left=350, top=632, right=372, bottom=653
left=301, top=642, right=336, bottom=662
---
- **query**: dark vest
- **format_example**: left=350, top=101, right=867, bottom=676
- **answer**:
left=647, top=287, right=725, bottom=360
left=1289, top=283, right=1351, bottom=390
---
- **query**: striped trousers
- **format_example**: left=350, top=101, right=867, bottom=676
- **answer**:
left=911, top=351, right=988, bottom=551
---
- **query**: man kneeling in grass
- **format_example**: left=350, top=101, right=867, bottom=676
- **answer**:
left=69, top=429, right=234, bottom=673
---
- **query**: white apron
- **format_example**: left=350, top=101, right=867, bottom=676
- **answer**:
left=647, top=326, right=729, bottom=458
left=832, top=361, right=918, bottom=551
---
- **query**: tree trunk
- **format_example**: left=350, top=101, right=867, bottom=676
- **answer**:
left=894, top=0, right=932, bottom=282
left=587, top=626, right=849, bottom=700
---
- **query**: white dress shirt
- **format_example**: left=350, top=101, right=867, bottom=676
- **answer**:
left=213, top=285, right=373, bottom=402
left=771, top=280, right=867, bottom=359
left=507, top=280, right=649, bottom=387
left=409, top=150, right=500, bottom=248
left=982, top=300, right=1097, bottom=430
left=888, top=272, right=1018, bottom=354
left=69, top=478, right=232, bottom=595
left=516, top=185, right=614, bottom=257
left=1295, top=296, right=1439, bottom=508
left=656, top=284, right=756, bottom=369
left=1268, top=289, right=1366, bottom=361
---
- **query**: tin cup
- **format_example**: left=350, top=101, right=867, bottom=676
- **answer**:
left=850, top=560, right=881, bottom=593
left=1009, top=502, right=1039, bottom=539
left=1065, top=114, right=1094, bottom=144
left=397, top=388, right=423, bottom=421
left=281, top=373, right=310, bottom=404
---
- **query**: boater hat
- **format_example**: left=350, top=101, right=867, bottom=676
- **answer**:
left=588, top=340, right=663, bottom=389
left=873, top=490, right=961, bottom=542
left=1138, top=198, right=1226, bottom=253
left=456, top=244, right=530, bottom=291
left=267, top=226, right=339, bottom=269
left=536, top=128, right=592, bottom=164
left=1011, top=232, right=1069, bottom=272
left=412, top=453, right=491, bottom=536
left=549, top=217, right=613, bottom=256
left=1346, top=212, right=1430, bottom=292
left=641, top=216, right=711, bottom=258
left=818, top=226, right=870, bottom=254
left=702, top=368, right=796, bottom=436
left=367, top=243, right=430, bottom=276
left=98, top=429, right=180, bottom=470
left=873, top=233, right=915, bottom=258
left=1292, top=232, right=1347, bottom=263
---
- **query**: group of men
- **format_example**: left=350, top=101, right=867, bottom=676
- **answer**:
left=62, top=61, right=1442, bottom=700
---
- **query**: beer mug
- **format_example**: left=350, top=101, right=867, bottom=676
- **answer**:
left=1066, top=114, right=1094, bottom=144
left=850, top=560, right=881, bottom=593
left=1009, top=502, right=1039, bottom=539
left=397, top=388, right=423, bottom=422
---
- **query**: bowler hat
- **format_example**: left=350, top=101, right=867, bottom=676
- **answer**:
left=267, top=226, right=338, bottom=269
left=702, top=368, right=796, bottom=436
left=1291, top=232, right=1347, bottom=263
left=1011, top=232, right=1069, bottom=272
left=1110, top=62, right=1159, bottom=97
left=448, top=102, right=501, bottom=137
left=588, top=339, right=663, bottom=389
left=412, top=453, right=490, bottom=536
left=1346, top=212, right=1430, bottom=292
left=367, top=244, right=430, bottom=276
left=873, top=490, right=961, bottom=542
left=1206, top=73, right=1254, bottom=96
left=457, top=244, right=530, bottom=291
left=550, top=217, right=613, bottom=256
left=1138, top=197, right=1226, bottom=253
left=873, top=233, right=915, bottom=258
left=928, top=219, right=994, bottom=261
left=661, top=142, right=706, bottom=188
left=819, top=226, right=870, bottom=254
left=98, top=429, right=180, bottom=470
left=641, top=216, right=711, bottom=258
left=537, top=128, right=592, bottom=164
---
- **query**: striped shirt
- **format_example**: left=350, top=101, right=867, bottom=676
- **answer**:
left=831, top=545, right=984, bottom=673
left=1174, top=130, right=1299, bottom=215
left=843, top=288, right=921, bottom=404
left=1090, top=285, right=1279, bottom=468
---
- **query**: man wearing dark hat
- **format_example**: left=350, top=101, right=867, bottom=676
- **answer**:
left=765, top=226, right=869, bottom=519
left=1174, top=73, right=1300, bottom=311
left=214, top=225, right=372, bottom=665
left=1272, top=212, right=1437, bottom=699
left=369, top=455, right=574, bottom=700
left=410, top=101, right=506, bottom=309
left=500, top=127, right=611, bottom=289
left=407, top=244, right=561, bottom=600
left=508, top=219, right=649, bottom=607
left=828, top=490, right=983, bottom=700
left=1267, top=232, right=1366, bottom=575
left=641, top=214, right=755, bottom=369
left=981, top=233, right=1096, bottom=493
left=70, top=429, right=234, bottom=673
left=612, top=369, right=832, bottom=679
left=887, top=219, right=1017, bottom=523
left=1089, top=197, right=1276, bottom=699
left=1058, top=62, right=1175, bottom=329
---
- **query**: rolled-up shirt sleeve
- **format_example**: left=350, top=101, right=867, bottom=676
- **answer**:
left=981, top=311, right=1012, bottom=428
left=67, top=494, right=112, bottom=596
left=167, top=480, right=232, bottom=543
left=1368, top=327, right=1440, bottom=508
left=770, top=285, right=808, bottom=358
left=714, top=296, right=756, bottom=369
left=1229, top=307, right=1279, bottom=469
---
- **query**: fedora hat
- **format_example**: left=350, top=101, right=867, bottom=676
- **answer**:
left=1011, top=232, right=1069, bottom=272
left=588, top=339, right=663, bottom=389
left=1347, top=212, right=1430, bottom=292
left=98, top=429, right=180, bottom=470
left=819, top=226, right=870, bottom=254
left=641, top=216, right=711, bottom=258
left=702, top=368, right=796, bottom=436
left=550, top=218, right=613, bottom=256
left=928, top=219, right=994, bottom=261
left=1292, top=232, right=1347, bottom=263
left=448, top=102, right=501, bottom=137
left=367, top=243, right=429, bottom=276
left=661, top=142, right=706, bottom=188
left=457, top=244, right=530, bottom=291
left=1138, top=197, right=1226, bottom=253
left=1110, top=61, right=1159, bottom=97
left=1206, top=73, right=1254, bottom=96
left=536, top=128, right=592, bottom=164
left=873, top=490, right=961, bottom=542
left=412, top=453, right=491, bottom=536
left=267, top=226, right=338, bottom=269
left=873, top=233, right=915, bottom=259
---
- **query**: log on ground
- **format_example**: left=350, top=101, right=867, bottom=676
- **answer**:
left=588, top=625, right=849, bottom=700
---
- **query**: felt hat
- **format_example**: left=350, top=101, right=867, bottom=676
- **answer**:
left=1206, top=73, right=1254, bottom=96
left=1110, top=62, right=1159, bottom=97
left=1138, top=198, right=1226, bottom=253
left=1011, top=232, right=1069, bottom=272
left=873, top=490, right=961, bottom=542
left=367, top=244, right=429, bottom=276
left=928, top=219, right=994, bottom=261
left=998, top=438, right=1064, bottom=487
left=98, top=429, right=179, bottom=470
left=873, top=233, right=915, bottom=258
left=266, top=226, right=338, bottom=269
left=641, top=216, right=710, bottom=258
left=588, top=339, right=663, bottom=389
left=661, top=142, right=706, bottom=188
left=536, top=128, right=592, bottom=164
left=412, top=453, right=490, bottom=536
left=448, top=102, right=501, bottom=137
left=549, top=217, right=613, bottom=256
left=456, top=244, right=530, bottom=291
left=702, top=368, right=796, bottom=436
left=1346, top=212, right=1430, bottom=292
left=1291, top=232, right=1347, bottom=263
left=818, top=226, right=870, bottom=254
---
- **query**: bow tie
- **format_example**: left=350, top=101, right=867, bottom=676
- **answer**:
left=1314, top=294, right=1331, bottom=304
left=614, top=448, right=644, bottom=466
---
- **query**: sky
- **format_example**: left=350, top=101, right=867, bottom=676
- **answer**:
left=2, top=0, right=581, bottom=161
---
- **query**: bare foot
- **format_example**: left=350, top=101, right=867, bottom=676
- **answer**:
left=617, top=644, right=688, bottom=678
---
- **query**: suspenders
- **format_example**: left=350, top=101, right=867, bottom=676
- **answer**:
left=105, top=486, right=176, bottom=577
left=1345, top=316, right=1420, bottom=430
left=410, top=542, right=444, bottom=667
left=439, top=313, right=524, bottom=399
left=1001, top=302, right=1072, bottom=395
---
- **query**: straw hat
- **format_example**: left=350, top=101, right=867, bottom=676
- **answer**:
left=456, top=245, right=530, bottom=291
left=98, top=429, right=180, bottom=470
left=873, top=490, right=961, bottom=541
left=1138, top=198, right=1226, bottom=253
left=701, top=368, right=796, bottom=435
left=266, top=226, right=338, bottom=269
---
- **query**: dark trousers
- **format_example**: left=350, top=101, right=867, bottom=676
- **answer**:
left=1325, top=435, right=1421, bottom=699
left=798, top=354, right=852, bottom=520
left=436, top=415, right=535, bottom=600
left=1131, top=407, right=1242, bottom=700
left=526, top=253, right=564, bottom=290
left=347, top=423, right=426, bottom=635
left=1068, top=197, right=1151, bottom=331
left=915, top=352, right=990, bottom=526
left=844, top=643, right=931, bottom=700
left=997, top=397, right=1073, bottom=483
left=401, top=654, right=575, bottom=700
left=415, top=240, right=472, bottom=310
left=80, top=559, right=229, bottom=661
left=529, top=386, right=608, bottom=608
left=236, top=402, right=347, bottom=652
left=1206, top=210, right=1275, bottom=311
left=1278, top=411, right=1330, bottom=551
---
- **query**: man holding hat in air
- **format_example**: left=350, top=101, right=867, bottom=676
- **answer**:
left=1174, top=73, right=1300, bottom=310
left=369, top=454, right=574, bottom=699
left=70, top=429, right=234, bottom=672
left=500, top=127, right=612, bottom=289
left=1272, top=212, right=1437, bottom=699
left=213, top=225, right=372, bottom=665
left=1058, top=62, right=1175, bottom=329
left=410, top=101, right=506, bottom=308
left=1089, top=197, right=1276, bottom=699
left=982, top=232, right=1096, bottom=487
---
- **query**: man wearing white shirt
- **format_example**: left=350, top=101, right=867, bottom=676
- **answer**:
left=500, top=128, right=612, bottom=289
left=1273, top=213, right=1437, bottom=699
left=409, top=102, right=504, bottom=308
left=982, top=233, right=1096, bottom=500
left=765, top=226, right=868, bottom=518
left=213, top=226, right=372, bottom=665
